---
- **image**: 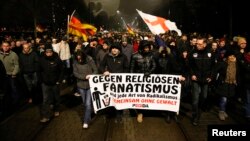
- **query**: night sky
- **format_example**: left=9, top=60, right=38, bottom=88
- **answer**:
left=0, top=0, right=249, bottom=37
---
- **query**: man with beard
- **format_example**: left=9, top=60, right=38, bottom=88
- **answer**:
left=39, top=44, right=64, bottom=123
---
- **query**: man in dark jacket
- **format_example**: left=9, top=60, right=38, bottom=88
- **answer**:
left=100, top=42, right=129, bottom=123
left=39, top=44, right=64, bottom=123
left=19, top=43, right=39, bottom=103
left=130, top=40, right=156, bottom=123
left=188, top=37, right=215, bottom=126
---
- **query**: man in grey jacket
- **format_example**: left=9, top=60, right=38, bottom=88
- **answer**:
left=0, top=41, right=20, bottom=104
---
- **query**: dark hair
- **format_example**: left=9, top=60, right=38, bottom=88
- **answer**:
left=139, top=40, right=151, bottom=52
left=75, top=50, right=87, bottom=64
left=103, top=40, right=111, bottom=47
left=109, top=42, right=122, bottom=52
left=225, top=48, right=236, bottom=58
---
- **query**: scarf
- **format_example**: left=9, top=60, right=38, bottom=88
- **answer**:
left=225, top=61, right=236, bottom=84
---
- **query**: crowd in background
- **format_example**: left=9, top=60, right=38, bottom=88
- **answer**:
left=0, top=29, right=250, bottom=128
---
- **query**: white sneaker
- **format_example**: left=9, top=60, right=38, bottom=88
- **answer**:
left=74, top=93, right=81, bottom=97
left=54, top=112, right=60, bottom=117
left=40, top=118, right=50, bottom=123
left=137, top=113, right=143, bottom=123
left=218, top=111, right=225, bottom=121
left=83, top=123, right=88, bottom=129
left=223, top=112, right=228, bottom=118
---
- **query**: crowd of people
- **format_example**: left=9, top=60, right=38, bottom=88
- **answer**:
left=0, top=30, right=249, bottom=129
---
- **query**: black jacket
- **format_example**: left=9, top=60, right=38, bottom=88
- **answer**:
left=100, top=52, right=129, bottom=73
left=19, top=49, right=39, bottom=74
left=188, top=48, right=216, bottom=83
left=39, top=52, right=64, bottom=85
left=130, top=52, right=156, bottom=74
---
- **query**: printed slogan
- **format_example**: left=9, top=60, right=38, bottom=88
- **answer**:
left=89, top=73, right=182, bottom=113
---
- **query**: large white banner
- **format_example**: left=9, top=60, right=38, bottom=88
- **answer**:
left=89, top=73, right=182, bottom=113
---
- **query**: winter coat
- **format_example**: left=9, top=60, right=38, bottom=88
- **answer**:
left=73, top=56, right=98, bottom=89
left=100, top=53, right=129, bottom=73
left=19, top=49, right=39, bottom=74
left=188, top=48, right=215, bottom=84
left=39, top=52, right=64, bottom=85
left=214, top=61, right=240, bottom=97
left=130, top=52, right=156, bottom=74
left=0, top=50, right=19, bottom=76
left=156, top=53, right=179, bottom=74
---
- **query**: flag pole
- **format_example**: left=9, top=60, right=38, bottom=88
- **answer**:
left=70, top=10, right=76, bottom=21
left=67, top=15, right=70, bottom=37
left=67, top=10, right=76, bottom=37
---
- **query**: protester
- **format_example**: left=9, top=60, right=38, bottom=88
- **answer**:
left=58, top=36, right=71, bottom=84
left=188, top=37, right=215, bottom=126
left=100, top=42, right=129, bottom=123
left=39, top=44, right=64, bottom=123
left=156, top=49, right=181, bottom=123
left=239, top=47, right=250, bottom=122
left=130, top=40, right=156, bottom=123
left=96, top=40, right=111, bottom=73
left=121, top=36, right=133, bottom=64
left=214, top=49, right=239, bottom=121
left=19, top=43, right=39, bottom=103
left=73, top=50, right=98, bottom=128
left=0, top=41, right=20, bottom=105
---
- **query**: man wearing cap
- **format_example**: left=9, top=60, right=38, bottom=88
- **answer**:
left=39, top=44, right=64, bottom=123
left=100, top=42, right=129, bottom=123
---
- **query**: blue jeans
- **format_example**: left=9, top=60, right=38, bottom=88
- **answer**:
left=62, top=59, right=70, bottom=81
left=78, top=88, right=92, bottom=124
left=40, top=83, right=60, bottom=118
left=191, top=82, right=208, bottom=119
left=219, top=97, right=227, bottom=111
left=6, top=75, right=19, bottom=103
left=246, top=89, right=250, bottom=117
left=23, top=72, right=38, bottom=98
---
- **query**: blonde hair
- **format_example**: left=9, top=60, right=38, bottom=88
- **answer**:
left=237, top=37, right=247, bottom=45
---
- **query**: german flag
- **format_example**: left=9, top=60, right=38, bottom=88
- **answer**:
left=68, top=16, right=97, bottom=41
left=126, top=24, right=135, bottom=35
